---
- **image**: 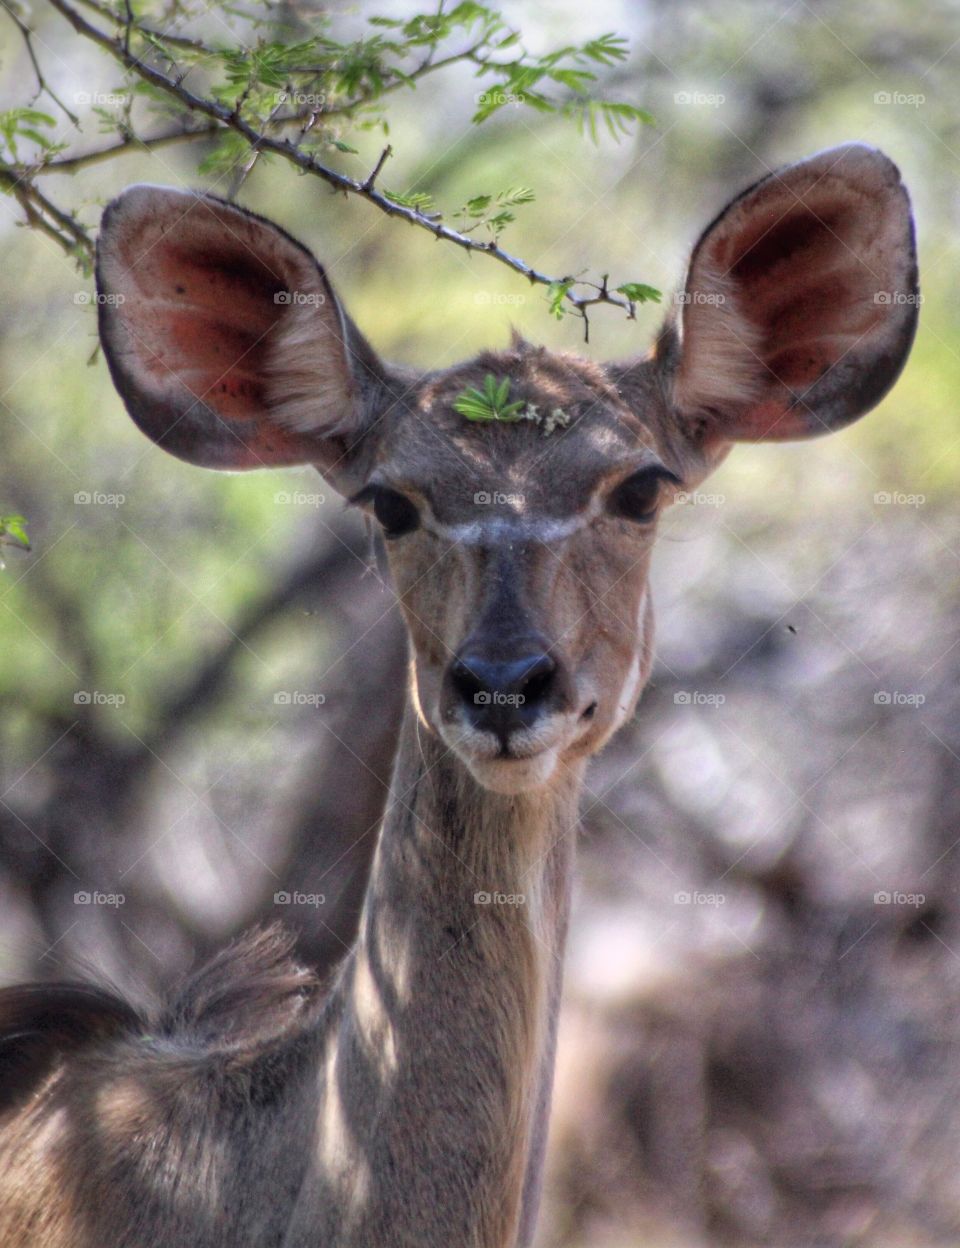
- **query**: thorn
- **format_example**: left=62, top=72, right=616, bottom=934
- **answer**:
left=361, top=144, right=393, bottom=192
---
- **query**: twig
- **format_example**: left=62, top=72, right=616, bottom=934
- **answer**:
left=32, top=123, right=221, bottom=173
left=0, top=167, right=93, bottom=259
left=361, top=145, right=392, bottom=192
left=3, top=2, right=81, bottom=125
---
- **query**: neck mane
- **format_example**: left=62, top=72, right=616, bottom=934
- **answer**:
left=291, top=701, right=584, bottom=1248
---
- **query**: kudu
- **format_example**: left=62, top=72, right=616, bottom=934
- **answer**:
left=0, top=144, right=918, bottom=1247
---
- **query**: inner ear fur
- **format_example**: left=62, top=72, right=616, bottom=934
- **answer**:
left=667, top=143, right=918, bottom=444
left=96, top=184, right=390, bottom=480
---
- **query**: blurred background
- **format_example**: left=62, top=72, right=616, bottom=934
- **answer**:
left=1, top=1, right=959, bottom=1244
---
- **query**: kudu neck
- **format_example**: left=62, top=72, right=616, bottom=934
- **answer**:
left=305, top=703, right=582, bottom=1248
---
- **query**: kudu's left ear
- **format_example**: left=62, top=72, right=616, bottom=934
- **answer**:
left=659, top=144, right=918, bottom=444
left=96, top=185, right=394, bottom=488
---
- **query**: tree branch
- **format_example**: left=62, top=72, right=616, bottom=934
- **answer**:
left=33, top=123, right=221, bottom=173
left=0, top=167, right=93, bottom=260
left=40, top=0, right=646, bottom=328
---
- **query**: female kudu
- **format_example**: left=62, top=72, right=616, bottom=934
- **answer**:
left=0, top=144, right=917, bottom=1247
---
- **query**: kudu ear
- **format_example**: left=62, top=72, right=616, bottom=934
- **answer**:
left=95, top=185, right=392, bottom=486
left=659, top=144, right=918, bottom=444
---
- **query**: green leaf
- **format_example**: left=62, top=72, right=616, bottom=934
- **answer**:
left=580, top=33, right=629, bottom=65
left=384, top=188, right=435, bottom=212
left=0, top=108, right=56, bottom=160
left=453, top=375, right=525, bottom=422
left=615, top=282, right=662, bottom=304
left=197, top=130, right=249, bottom=175
left=547, top=67, right=595, bottom=93
left=547, top=280, right=574, bottom=319
left=497, top=186, right=535, bottom=206
left=0, top=514, right=30, bottom=550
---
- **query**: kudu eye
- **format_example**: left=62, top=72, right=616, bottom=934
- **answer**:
left=609, top=466, right=679, bottom=524
left=371, top=486, right=420, bottom=539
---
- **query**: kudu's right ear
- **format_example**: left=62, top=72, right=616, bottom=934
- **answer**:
left=96, top=185, right=393, bottom=489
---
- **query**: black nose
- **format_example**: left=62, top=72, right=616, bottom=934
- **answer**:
left=449, top=644, right=562, bottom=744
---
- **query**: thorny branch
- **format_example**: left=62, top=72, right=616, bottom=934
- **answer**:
left=1, top=0, right=658, bottom=334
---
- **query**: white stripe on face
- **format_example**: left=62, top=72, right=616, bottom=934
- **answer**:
left=426, top=514, right=589, bottom=545
left=424, top=514, right=589, bottom=544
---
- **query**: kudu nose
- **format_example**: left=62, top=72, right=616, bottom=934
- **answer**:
left=449, top=644, right=562, bottom=745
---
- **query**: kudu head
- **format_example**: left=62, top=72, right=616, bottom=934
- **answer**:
left=96, top=144, right=917, bottom=795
